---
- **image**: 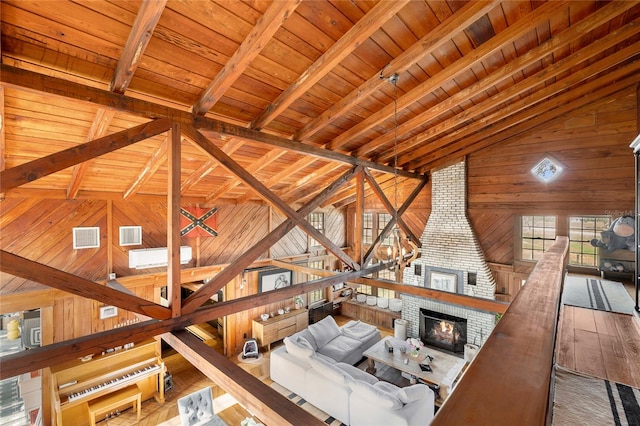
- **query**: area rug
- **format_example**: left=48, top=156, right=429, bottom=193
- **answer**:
left=552, top=366, right=640, bottom=426
left=562, top=275, right=635, bottom=315
left=270, top=382, right=346, bottom=426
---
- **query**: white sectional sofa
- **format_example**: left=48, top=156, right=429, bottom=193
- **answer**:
left=269, top=316, right=435, bottom=425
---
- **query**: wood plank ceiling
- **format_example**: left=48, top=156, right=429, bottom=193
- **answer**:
left=1, top=0, right=640, bottom=207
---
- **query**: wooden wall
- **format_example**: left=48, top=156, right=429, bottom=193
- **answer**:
left=0, top=195, right=345, bottom=355
left=469, top=86, right=637, bottom=298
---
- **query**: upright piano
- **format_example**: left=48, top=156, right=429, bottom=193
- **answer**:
left=50, top=339, right=165, bottom=425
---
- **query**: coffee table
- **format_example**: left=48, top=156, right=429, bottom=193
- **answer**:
left=362, top=336, right=467, bottom=404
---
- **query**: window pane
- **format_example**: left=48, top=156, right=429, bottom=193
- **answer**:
left=568, top=216, right=611, bottom=267
left=521, top=215, right=556, bottom=260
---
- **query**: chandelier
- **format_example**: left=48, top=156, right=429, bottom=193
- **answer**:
left=372, top=71, right=419, bottom=272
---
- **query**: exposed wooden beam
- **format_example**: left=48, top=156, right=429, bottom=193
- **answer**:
left=0, top=118, right=171, bottom=193
left=337, top=0, right=568, bottom=155
left=294, top=0, right=499, bottom=141
left=192, top=0, right=301, bottom=115
left=415, top=57, right=640, bottom=172
left=67, top=0, right=167, bottom=198
left=180, top=163, right=362, bottom=313
left=363, top=176, right=428, bottom=265
left=168, top=123, right=182, bottom=317
left=432, top=237, right=568, bottom=425
left=363, top=167, right=419, bottom=244
left=182, top=138, right=243, bottom=194
left=185, top=126, right=360, bottom=272
left=0, top=250, right=172, bottom=320
left=110, top=0, right=167, bottom=93
left=0, top=261, right=390, bottom=379
left=397, top=5, right=640, bottom=168
left=251, top=0, right=410, bottom=130
left=66, top=108, right=117, bottom=199
left=123, top=135, right=168, bottom=199
left=162, top=330, right=323, bottom=426
left=0, top=65, right=424, bottom=179
left=353, top=277, right=507, bottom=315
left=206, top=148, right=286, bottom=203
left=393, top=19, right=640, bottom=166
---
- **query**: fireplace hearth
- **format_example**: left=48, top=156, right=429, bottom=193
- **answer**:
left=419, top=308, right=467, bottom=354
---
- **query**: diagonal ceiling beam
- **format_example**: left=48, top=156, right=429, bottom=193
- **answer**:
left=363, top=176, right=428, bottom=266
left=0, top=250, right=172, bottom=319
left=0, top=118, right=171, bottom=193
left=185, top=126, right=360, bottom=272
left=295, top=0, right=500, bottom=141
left=124, top=134, right=168, bottom=199
left=363, top=167, right=419, bottom=244
left=251, top=0, right=410, bottom=130
left=192, top=0, right=301, bottom=115
left=181, top=162, right=362, bottom=314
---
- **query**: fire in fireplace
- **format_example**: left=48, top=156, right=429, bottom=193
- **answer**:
left=419, top=308, right=467, bottom=353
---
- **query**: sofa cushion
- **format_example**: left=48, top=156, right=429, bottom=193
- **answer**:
left=335, top=363, right=378, bottom=385
left=341, top=320, right=378, bottom=340
left=295, top=328, right=319, bottom=351
left=348, top=380, right=403, bottom=409
left=308, top=355, right=352, bottom=385
left=317, top=334, right=362, bottom=362
left=283, top=335, right=315, bottom=360
left=397, top=384, right=429, bottom=404
left=308, top=315, right=342, bottom=348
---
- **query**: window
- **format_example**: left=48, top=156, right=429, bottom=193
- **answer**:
left=377, top=287, right=396, bottom=299
left=569, top=216, right=611, bottom=267
left=357, top=284, right=373, bottom=296
left=378, top=213, right=393, bottom=245
left=363, top=213, right=373, bottom=245
left=307, top=260, right=325, bottom=304
left=521, top=216, right=556, bottom=260
left=308, top=212, right=325, bottom=249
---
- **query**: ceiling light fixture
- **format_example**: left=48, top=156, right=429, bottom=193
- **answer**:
left=373, top=72, right=418, bottom=273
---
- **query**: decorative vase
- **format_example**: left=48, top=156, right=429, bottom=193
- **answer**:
left=410, top=350, right=419, bottom=357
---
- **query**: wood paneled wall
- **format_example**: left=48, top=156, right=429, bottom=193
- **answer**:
left=0, top=195, right=345, bottom=354
left=469, top=87, right=637, bottom=296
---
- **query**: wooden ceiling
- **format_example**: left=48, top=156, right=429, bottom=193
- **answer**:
left=1, top=0, right=640, bottom=207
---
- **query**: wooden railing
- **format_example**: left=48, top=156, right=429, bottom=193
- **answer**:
left=432, top=237, right=569, bottom=425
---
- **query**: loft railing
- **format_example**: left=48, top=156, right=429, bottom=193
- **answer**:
left=432, top=236, right=569, bottom=425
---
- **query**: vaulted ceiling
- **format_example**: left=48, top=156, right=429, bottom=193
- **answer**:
left=1, top=0, right=639, bottom=207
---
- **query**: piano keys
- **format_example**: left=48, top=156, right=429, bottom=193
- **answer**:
left=50, top=339, right=164, bottom=426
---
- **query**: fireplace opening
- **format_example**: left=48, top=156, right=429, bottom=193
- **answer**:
left=419, top=308, right=467, bottom=354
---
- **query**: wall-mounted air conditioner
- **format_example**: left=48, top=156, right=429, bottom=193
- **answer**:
left=128, top=246, right=192, bottom=269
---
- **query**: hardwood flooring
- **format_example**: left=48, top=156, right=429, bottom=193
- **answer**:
left=555, top=275, right=640, bottom=389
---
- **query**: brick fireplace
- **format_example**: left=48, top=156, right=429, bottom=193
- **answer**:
left=401, top=159, right=497, bottom=350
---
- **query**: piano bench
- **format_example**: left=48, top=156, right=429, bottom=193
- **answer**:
left=87, top=384, right=141, bottom=426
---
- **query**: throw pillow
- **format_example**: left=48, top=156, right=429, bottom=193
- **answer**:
left=308, top=316, right=341, bottom=348
left=348, top=380, right=403, bottom=409
left=283, top=336, right=315, bottom=360
left=397, top=384, right=429, bottom=404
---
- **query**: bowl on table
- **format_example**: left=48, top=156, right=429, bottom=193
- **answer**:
left=356, top=294, right=367, bottom=303
left=366, top=295, right=377, bottom=306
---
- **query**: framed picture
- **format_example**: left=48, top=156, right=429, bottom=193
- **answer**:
left=429, top=271, right=458, bottom=293
left=424, top=267, right=464, bottom=294
left=258, top=268, right=293, bottom=293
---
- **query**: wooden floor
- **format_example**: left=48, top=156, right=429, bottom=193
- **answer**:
left=555, top=276, right=640, bottom=389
